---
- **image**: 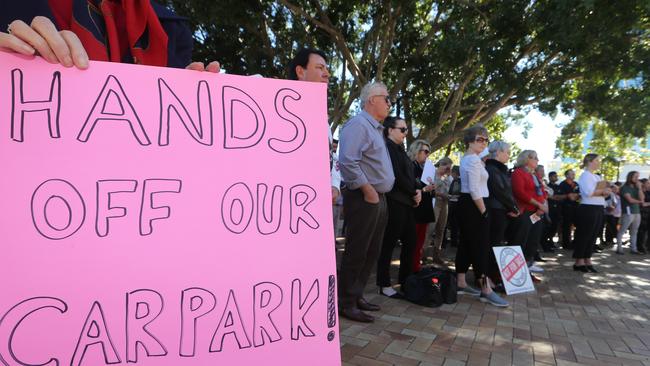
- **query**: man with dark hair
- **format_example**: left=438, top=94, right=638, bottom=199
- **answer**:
left=288, top=48, right=329, bottom=81
left=288, top=48, right=340, bottom=204
left=557, top=169, right=580, bottom=249
left=545, top=171, right=562, bottom=249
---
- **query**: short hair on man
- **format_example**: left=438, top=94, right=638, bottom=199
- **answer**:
left=288, top=48, right=328, bottom=80
left=564, top=169, right=573, bottom=177
left=549, top=171, right=557, bottom=178
left=359, top=81, right=388, bottom=109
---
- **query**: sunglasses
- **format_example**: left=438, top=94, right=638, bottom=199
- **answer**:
left=392, top=127, right=408, bottom=133
left=420, top=149, right=430, bottom=154
left=474, top=136, right=489, bottom=143
left=372, top=95, right=393, bottom=104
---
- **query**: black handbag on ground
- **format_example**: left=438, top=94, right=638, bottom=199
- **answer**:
left=403, top=267, right=457, bottom=307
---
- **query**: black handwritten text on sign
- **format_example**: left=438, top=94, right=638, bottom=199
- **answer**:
left=0, top=53, right=340, bottom=365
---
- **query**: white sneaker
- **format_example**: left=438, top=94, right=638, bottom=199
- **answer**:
left=380, top=286, right=398, bottom=297
left=528, top=265, right=544, bottom=273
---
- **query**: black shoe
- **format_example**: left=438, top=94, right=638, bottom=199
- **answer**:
left=357, top=298, right=381, bottom=312
left=534, top=254, right=547, bottom=262
left=638, top=250, right=647, bottom=254
left=586, top=265, right=598, bottom=273
left=573, top=265, right=588, bottom=273
left=340, top=308, right=374, bottom=323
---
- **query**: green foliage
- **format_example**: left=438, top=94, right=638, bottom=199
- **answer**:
left=555, top=113, right=649, bottom=182
left=163, top=0, right=649, bottom=154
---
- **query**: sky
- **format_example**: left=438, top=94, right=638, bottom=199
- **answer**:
left=503, top=109, right=572, bottom=169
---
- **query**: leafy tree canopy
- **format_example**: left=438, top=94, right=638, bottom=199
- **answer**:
left=165, top=0, right=649, bottom=154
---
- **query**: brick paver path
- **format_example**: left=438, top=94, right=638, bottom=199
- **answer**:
left=337, top=245, right=650, bottom=366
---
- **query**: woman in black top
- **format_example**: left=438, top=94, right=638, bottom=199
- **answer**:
left=484, top=141, right=519, bottom=288
left=485, top=141, right=520, bottom=244
left=376, top=117, right=422, bottom=298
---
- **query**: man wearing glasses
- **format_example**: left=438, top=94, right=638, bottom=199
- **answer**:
left=337, top=81, right=395, bottom=322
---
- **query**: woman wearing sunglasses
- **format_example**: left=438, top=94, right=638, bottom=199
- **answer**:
left=376, top=116, right=421, bottom=298
left=409, top=140, right=436, bottom=272
left=456, top=125, right=509, bottom=307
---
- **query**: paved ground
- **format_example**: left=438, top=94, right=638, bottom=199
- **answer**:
left=336, top=242, right=650, bottom=366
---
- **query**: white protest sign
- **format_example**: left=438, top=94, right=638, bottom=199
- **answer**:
left=492, top=246, right=535, bottom=295
left=420, top=159, right=436, bottom=185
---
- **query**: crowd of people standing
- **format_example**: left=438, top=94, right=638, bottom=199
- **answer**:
left=334, top=80, right=650, bottom=322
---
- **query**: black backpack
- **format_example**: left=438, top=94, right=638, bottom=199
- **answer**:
left=404, top=267, right=457, bottom=307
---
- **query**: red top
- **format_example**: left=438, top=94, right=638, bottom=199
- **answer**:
left=511, top=167, right=547, bottom=213
left=47, top=0, right=168, bottom=66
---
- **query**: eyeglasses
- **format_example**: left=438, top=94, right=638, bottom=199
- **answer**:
left=420, top=149, right=430, bottom=154
left=372, top=95, right=393, bottom=104
left=393, top=127, right=408, bottom=133
left=474, top=137, right=489, bottom=144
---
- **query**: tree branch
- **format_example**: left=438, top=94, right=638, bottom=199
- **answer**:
left=389, top=2, right=445, bottom=95
left=278, top=0, right=366, bottom=84
left=376, top=3, right=401, bottom=80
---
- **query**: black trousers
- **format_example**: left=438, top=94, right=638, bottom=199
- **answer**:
left=526, top=220, right=544, bottom=263
left=573, top=204, right=604, bottom=259
left=338, top=189, right=388, bottom=309
left=545, top=204, right=561, bottom=245
left=489, top=208, right=509, bottom=246
left=488, top=207, right=509, bottom=281
left=561, top=205, right=577, bottom=248
left=508, top=211, right=543, bottom=263
left=446, top=201, right=460, bottom=247
left=456, top=194, right=490, bottom=277
left=604, top=214, right=619, bottom=244
left=376, top=198, right=416, bottom=287
left=637, top=214, right=649, bottom=251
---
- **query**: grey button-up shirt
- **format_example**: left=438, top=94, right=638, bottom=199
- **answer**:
left=339, top=110, right=395, bottom=193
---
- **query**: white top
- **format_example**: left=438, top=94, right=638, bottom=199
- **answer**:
left=329, top=128, right=341, bottom=190
left=578, top=170, right=605, bottom=206
left=460, top=153, right=489, bottom=200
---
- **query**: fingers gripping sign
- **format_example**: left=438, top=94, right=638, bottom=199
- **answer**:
left=3, top=17, right=89, bottom=69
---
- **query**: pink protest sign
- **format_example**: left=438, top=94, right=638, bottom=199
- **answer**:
left=0, top=51, right=341, bottom=366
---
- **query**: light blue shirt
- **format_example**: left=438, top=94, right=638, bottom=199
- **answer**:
left=338, top=111, right=395, bottom=193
